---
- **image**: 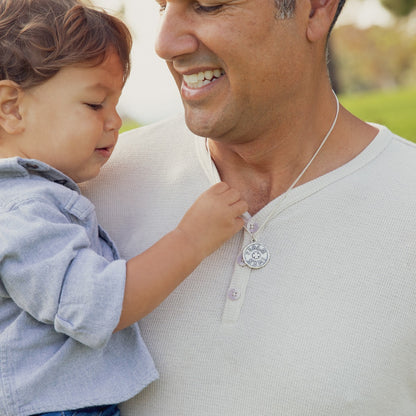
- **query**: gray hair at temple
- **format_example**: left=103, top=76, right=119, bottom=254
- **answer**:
left=275, top=0, right=347, bottom=35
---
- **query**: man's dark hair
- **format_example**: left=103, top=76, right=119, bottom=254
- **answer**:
left=329, top=0, right=346, bottom=34
left=275, top=0, right=347, bottom=35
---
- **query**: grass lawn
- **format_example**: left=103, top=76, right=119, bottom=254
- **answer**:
left=340, top=87, right=416, bottom=143
left=120, top=118, right=140, bottom=133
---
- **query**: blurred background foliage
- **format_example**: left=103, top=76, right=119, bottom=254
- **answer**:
left=381, top=0, right=416, bottom=17
left=331, top=0, right=416, bottom=141
left=331, top=24, right=416, bottom=92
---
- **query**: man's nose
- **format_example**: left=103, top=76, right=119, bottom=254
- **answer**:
left=155, top=3, right=199, bottom=62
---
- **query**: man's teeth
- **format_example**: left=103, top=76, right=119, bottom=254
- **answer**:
left=183, top=69, right=224, bottom=88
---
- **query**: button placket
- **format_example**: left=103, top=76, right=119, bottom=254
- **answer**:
left=221, top=232, right=254, bottom=325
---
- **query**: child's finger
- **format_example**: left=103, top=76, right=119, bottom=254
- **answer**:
left=209, top=181, right=230, bottom=195
left=224, top=188, right=243, bottom=204
left=231, top=200, right=249, bottom=217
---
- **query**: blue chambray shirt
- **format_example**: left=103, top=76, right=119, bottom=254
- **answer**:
left=0, top=158, right=158, bottom=416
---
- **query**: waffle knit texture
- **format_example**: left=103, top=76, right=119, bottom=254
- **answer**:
left=83, top=116, right=416, bottom=415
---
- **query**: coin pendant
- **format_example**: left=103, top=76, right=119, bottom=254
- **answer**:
left=242, top=242, right=270, bottom=269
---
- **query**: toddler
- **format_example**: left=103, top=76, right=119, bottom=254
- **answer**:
left=0, top=1, right=247, bottom=415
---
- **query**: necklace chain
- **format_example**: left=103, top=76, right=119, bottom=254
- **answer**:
left=245, top=89, right=340, bottom=241
left=205, top=89, right=340, bottom=243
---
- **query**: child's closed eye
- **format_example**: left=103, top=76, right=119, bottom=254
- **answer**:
left=85, top=103, right=103, bottom=111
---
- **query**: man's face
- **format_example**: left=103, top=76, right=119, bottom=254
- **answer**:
left=155, top=0, right=308, bottom=142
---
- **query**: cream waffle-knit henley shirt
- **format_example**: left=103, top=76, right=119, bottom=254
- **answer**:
left=84, top=116, right=416, bottom=415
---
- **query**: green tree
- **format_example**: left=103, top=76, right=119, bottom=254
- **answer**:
left=380, top=0, right=416, bottom=16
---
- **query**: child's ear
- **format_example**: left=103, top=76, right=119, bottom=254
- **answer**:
left=307, top=0, right=339, bottom=42
left=0, top=80, right=24, bottom=134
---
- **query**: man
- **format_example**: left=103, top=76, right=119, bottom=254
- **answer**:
left=83, top=0, right=416, bottom=414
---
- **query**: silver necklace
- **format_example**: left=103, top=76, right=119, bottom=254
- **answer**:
left=207, top=90, right=340, bottom=269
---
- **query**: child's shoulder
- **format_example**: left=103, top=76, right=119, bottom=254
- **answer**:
left=0, top=158, right=79, bottom=213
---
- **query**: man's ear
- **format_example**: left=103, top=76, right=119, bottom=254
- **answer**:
left=307, top=0, right=339, bottom=42
left=0, top=80, right=24, bottom=134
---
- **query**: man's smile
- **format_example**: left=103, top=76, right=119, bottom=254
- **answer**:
left=183, top=68, right=225, bottom=89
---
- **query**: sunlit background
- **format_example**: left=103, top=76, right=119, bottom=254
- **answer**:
left=92, top=0, right=416, bottom=141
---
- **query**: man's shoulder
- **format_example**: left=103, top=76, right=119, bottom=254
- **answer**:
left=119, top=114, right=195, bottom=150
left=391, top=134, right=416, bottom=154
left=371, top=126, right=416, bottom=197
left=82, top=114, right=202, bottom=198
left=367, top=124, right=416, bottom=164
left=382, top=127, right=416, bottom=168
left=377, top=124, right=416, bottom=151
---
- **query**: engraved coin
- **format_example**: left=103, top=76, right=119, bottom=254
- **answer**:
left=242, top=242, right=270, bottom=269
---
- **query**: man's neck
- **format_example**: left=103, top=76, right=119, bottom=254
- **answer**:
left=208, top=107, right=378, bottom=215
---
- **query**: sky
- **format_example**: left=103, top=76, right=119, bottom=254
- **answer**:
left=93, top=0, right=394, bottom=124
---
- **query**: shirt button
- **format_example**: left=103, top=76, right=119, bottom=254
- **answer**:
left=228, top=288, right=241, bottom=301
left=248, top=222, right=259, bottom=233
left=237, top=253, right=246, bottom=267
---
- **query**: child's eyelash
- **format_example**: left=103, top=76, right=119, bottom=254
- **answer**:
left=86, top=103, right=103, bottom=110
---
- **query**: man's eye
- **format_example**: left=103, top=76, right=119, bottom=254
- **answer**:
left=86, top=103, right=103, bottom=111
left=195, top=4, right=223, bottom=13
left=157, top=2, right=222, bottom=14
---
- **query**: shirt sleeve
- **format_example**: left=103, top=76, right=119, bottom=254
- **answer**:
left=0, top=197, right=127, bottom=349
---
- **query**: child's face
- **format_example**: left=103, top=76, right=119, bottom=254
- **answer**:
left=13, top=50, right=124, bottom=183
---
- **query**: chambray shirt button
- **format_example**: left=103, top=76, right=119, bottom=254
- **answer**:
left=228, top=288, right=241, bottom=301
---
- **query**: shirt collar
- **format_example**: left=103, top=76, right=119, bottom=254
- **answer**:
left=0, top=157, right=80, bottom=192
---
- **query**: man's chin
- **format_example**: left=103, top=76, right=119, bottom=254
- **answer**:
left=183, top=108, right=227, bottom=140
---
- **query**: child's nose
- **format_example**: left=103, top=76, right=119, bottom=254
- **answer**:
left=105, top=110, right=122, bottom=132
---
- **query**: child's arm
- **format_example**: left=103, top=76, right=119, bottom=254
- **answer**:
left=114, top=182, right=248, bottom=332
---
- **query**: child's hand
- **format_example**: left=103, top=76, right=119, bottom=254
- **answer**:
left=117, top=183, right=247, bottom=329
left=176, top=182, right=248, bottom=259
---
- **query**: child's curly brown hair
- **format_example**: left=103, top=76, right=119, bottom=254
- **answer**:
left=0, top=0, right=132, bottom=89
